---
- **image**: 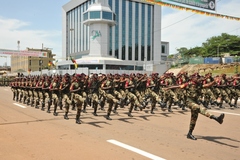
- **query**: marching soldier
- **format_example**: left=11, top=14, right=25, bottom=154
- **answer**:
left=49, top=76, right=61, bottom=115
left=124, top=74, right=143, bottom=117
left=88, top=73, right=101, bottom=116
left=70, top=74, right=84, bottom=124
left=164, top=75, right=225, bottom=140
left=101, top=74, right=120, bottom=120
left=61, top=74, right=72, bottom=120
left=43, top=76, right=52, bottom=113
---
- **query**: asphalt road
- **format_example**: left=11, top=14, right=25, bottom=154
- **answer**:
left=0, top=87, right=239, bottom=160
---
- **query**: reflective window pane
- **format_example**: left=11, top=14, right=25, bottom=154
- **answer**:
left=102, top=11, right=112, bottom=20
left=90, top=11, right=100, bottom=19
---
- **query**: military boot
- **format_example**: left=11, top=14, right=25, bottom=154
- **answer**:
left=168, top=104, right=173, bottom=112
left=35, top=100, right=39, bottom=109
left=41, top=102, right=45, bottom=111
left=53, top=103, right=58, bottom=116
left=187, top=129, right=197, bottom=140
left=150, top=106, right=155, bottom=114
left=128, top=104, right=134, bottom=117
left=31, top=100, right=34, bottom=107
left=92, top=103, right=98, bottom=116
left=104, top=113, right=112, bottom=120
left=76, top=110, right=81, bottom=124
left=47, top=100, right=51, bottom=113
left=210, top=113, right=225, bottom=124
left=112, top=104, right=118, bottom=113
left=64, top=112, right=69, bottom=120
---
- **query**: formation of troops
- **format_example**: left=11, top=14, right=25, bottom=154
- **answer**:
left=10, top=71, right=238, bottom=139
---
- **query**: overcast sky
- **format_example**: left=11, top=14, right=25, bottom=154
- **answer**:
left=0, top=0, right=239, bottom=66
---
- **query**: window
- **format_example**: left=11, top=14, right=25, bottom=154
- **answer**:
left=102, top=11, right=112, bottom=20
left=83, top=12, right=88, bottom=21
left=90, top=11, right=100, bottom=19
left=162, top=45, right=166, bottom=54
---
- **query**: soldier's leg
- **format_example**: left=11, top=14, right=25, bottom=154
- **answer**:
left=63, top=94, right=71, bottom=120
left=53, top=95, right=59, bottom=116
left=75, top=95, right=83, bottom=124
left=46, top=93, right=52, bottom=113
left=92, top=93, right=99, bottom=116
left=187, top=101, right=225, bottom=140
left=82, top=92, right=87, bottom=113
left=128, top=102, right=134, bottom=117
left=105, top=99, right=113, bottom=120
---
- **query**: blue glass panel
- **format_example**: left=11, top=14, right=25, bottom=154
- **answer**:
left=128, top=1, right=132, bottom=60
left=135, top=2, right=139, bottom=61
left=83, top=12, right=88, bottom=21
left=102, top=11, right=112, bottom=20
left=90, top=11, right=100, bottom=19
left=141, top=4, right=145, bottom=61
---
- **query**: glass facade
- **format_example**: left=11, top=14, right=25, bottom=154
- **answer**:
left=102, top=11, right=112, bottom=20
left=90, top=11, right=101, bottom=19
left=66, top=0, right=154, bottom=62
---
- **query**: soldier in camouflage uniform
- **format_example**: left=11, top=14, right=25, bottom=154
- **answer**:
left=70, top=74, right=84, bottom=124
left=101, top=74, right=120, bottom=120
left=201, top=73, right=218, bottom=109
left=165, top=75, right=225, bottom=140
left=134, top=73, right=147, bottom=110
left=124, top=74, right=143, bottom=117
left=88, top=74, right=102, bottom=116
left=215, top=74, right=233, bottom=108
left=42, top=76, right=52, bottom=113
left=37, top=76, right=46, bottom=111
left=49, top=76, right=61, bottom=116
left=228, top=74, right=240, bottom=108
left=60, top=74, right=72, bottom=119
left=112, top=74, right=126, bottom=113
left=161, top=73, right=179, bottom=112
left=145, top=74, right=164, bottom=114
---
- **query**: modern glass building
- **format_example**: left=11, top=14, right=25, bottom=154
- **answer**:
left=62, top=0, right=169, bottom=73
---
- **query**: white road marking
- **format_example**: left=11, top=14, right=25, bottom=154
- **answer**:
left=107, top=139, right=166, bottom=160
left=210, top=110, right=240, bottom=116
left=13, top=103, right=27, bottom=108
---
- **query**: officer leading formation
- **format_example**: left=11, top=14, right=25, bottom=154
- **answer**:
left=10, top=72, right=238, bottom=140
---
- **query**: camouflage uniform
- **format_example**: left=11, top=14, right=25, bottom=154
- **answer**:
left=124, top=75, right=143, bottom=117
left=49, top=76, right=61, bottom=115
left=60, top=74, right=71, bottom=119
left=70, top=75, right=84, bottom=124
left=88, top=74, right=102, bottom=116
left=145, top=75, right=163, bottom=114
left=175, top=76, right=225, bottom=140
left=101, top=74, right=120, bottom=120
left=42, top=76, right=52, bottom=113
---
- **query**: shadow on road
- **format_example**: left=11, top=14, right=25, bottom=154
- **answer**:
left=197, top=136, right=240, bottom=148
left=85, top=121, right=111, bottom=128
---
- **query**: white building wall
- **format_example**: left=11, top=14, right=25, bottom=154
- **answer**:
left=89, top=23, right=110, bottom=57
left=153, top=4, right=161, bottom=62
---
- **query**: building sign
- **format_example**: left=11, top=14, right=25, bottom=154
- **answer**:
left=91, top=30, right=101, bottom=40
left=0, top=50, right=47, bottom=57
left=163, top=0, right=216, bottom=11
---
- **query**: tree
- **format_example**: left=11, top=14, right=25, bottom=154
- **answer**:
left=187, top=33, right=240, bottom=57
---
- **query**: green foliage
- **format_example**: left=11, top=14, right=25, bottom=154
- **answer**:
left=177, top=33, right=240, bottom=58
